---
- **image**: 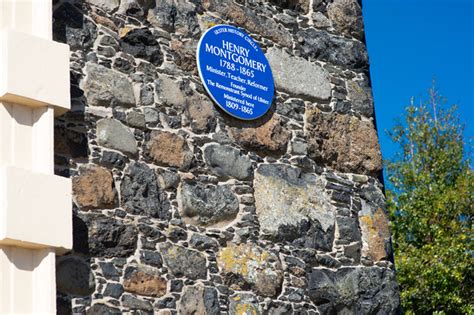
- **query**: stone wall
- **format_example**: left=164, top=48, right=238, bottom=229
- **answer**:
left=53, top=0, right=400, bottom=313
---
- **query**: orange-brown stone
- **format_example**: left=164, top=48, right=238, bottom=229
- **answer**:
left=73, top=165, right=116, bottom=210
left=123, top=268, right=167, bottom=297
left=147, top=130, right=193, bottom=170
left=359, top=207, right=391, bottom=261
left=170, top=39, right=197, bottom=74
left=305, top=107, right=382, bottom=175
left=185, top=95, right=216, bottom=133
left=229, top=114, right=291, bottom=154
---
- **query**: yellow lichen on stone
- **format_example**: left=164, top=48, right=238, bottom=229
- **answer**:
left=216, top=244, right=283, bottom=297
left=218, top=244, right=275, bottom=278
left=119, top=26, right=133, bottom=38
left=359, top=207, right=390, bottom=261
left=235, top=303, right=258, bottom=315
left=164, top=245, right=179, bottom=259
left=218, top=244, right=254, bottom=277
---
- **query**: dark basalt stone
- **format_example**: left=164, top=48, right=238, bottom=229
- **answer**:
left=78, top=214, right=138, bottom=258
left=297, top=28, right=368, bottom=70
left=121, top=161, right=171, bottom=220
left=120, top=28, right=163, bottom=66
left=56, top=257, right=95, bottom=296
left=308, top=267, right=400, bottom=314
left=180, top=182, right=239, bottom=226
left=159, top=243, right=207, bottom=280
left=53, top=3, right=97, bottom=51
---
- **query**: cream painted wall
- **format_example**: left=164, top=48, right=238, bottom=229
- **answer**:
left=0, top=0, right=71, bottom=313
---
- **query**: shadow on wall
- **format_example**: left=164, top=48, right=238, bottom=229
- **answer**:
left=1, top=246, right=50, bottom=271
left=52, top=1, right=92, bottom=313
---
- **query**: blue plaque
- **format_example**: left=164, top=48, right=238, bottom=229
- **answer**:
left=196, top=25, right=274, bottom=120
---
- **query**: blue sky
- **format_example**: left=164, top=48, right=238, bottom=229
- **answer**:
left=362, top=0, right=473, bottom=161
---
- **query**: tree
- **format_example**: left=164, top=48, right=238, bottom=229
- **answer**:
left=386, top=85, right=473, bottom=314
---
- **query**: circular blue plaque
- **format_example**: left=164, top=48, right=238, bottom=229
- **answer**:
left=197, top=25, right=274, bottom=120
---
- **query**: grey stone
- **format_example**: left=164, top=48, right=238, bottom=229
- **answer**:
left=83, top=63, right=135, bottom=108
left=97, top=119, right=138, bottom=156
left=155, top=296, right=176, bottom=309
left=121, top=161, right=170, bottom=219
left=347, top=79, right=374, bottom=117
left=86, top=304, right=121, bottom=315
left=203, top=144, right=252, bottom=180
left=147, top=0, right=174, bottom=32
left=277, top=98, right=305, bottom=121
left=122, top=294, right=153, bottom=312
left=148, top=0, right=200, bottom=37
left=360, top=181, right=386, bottom=210
left=190, top=234, right=219, bottom=251
left=143, top=107, right=160, bottom=124
left=288, top=288, right=305, bottom=302
left=143, top=107, right=159, bottom=123
left=180, top=182, right=239, bottom=227
left=266, top=47, right=331, bottom=101
left=291, top=141, right=308, bottom=155
left=336, top=216, right=361, bottom=243
left=140, top=250, right=163, bottom=267
left=103, top=283, right=124, bottom=298
left=167, top=226, right=187, bottom=242
left=155, top=168, right=180, bottom=189
left=97, top=45, right=116, bottom=57
left=228, top=293, right=261, bottom=315
left=327, top=0, right=364, bottom=41
left=275, top=12, right=298, bottom=28
left=56, top=257, right=95, bottom=296
left=344, top=242, right=361, bottom=262
left=316, top=254, right=342, bottom=268
left=99, top=35, right=119, bottom=47
left=154, top=74, right=187, bottom=108
left=308, top=267, right=400, bottom=314
left=178, top=285, right=220, bottom=315
left=99, top=262, right=120, bottom=278
left=254, top=164, right=335, bottom=250
left=126, top=111, right=146, bottom=128
left=113, top=57, right=133, bottom=73
left=159, top=243, right=207, bottom=280
left=297, top=28, right=368, bottom=70
left=139, top=84, right=155, bottom=106
left=267, top=303, right=293, bottom=315
left=120, top=28, right=163, bottom=66
left=100, top=150, right=127, bottom=169
left=312, top=12, right=332, bottom=28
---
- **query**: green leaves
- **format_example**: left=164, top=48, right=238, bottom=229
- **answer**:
left=386, top=85, right=473, bottom=314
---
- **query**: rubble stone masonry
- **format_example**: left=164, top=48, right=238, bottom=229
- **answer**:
left=53, top=0, right=400, bottom=313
